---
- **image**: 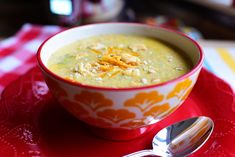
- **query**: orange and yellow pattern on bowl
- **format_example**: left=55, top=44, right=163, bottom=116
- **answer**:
left=45, top=73, right=197, bottom=129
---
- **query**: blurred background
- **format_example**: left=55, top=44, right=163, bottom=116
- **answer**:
left=0, top=0, right=235, bottom=40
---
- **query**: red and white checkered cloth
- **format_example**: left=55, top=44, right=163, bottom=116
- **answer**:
left=0, top=24, right=63, bottom=95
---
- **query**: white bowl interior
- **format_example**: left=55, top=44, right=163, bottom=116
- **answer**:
left=40, top=23, right=200, bottom=68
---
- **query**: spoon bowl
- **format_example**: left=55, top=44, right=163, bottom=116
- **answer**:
left=124, top=116, right=214, bottom=157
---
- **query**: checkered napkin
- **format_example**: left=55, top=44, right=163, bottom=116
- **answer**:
left=0, top=24, right=63, bottom=95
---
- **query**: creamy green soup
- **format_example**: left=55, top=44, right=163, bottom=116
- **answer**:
left=47, top=34, right=191, bottom=87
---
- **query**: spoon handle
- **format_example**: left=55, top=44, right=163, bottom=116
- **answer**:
left=123, top=149, right=157, bottom=157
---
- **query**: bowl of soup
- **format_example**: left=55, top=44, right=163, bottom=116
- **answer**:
left=37, top=23, right=204, bottom=140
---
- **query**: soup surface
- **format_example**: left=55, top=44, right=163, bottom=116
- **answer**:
left=47, top=34, right=191, bottom=87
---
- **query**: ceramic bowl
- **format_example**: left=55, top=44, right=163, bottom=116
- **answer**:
left=37, top=23, right=204, bottom=140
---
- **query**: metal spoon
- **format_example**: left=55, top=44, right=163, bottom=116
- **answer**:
left=124, top=116, right=214, bottom=157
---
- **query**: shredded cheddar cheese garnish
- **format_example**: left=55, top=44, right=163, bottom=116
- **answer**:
left=99, top=72, right=108, bottom=78
left=91, top=49, right=102, bottom=54
left=99, top=65, right=113, bottom=72
left=109, top=70, right=121, bottom=78
left=80, top=46, right=142, bottom=78
left=95, top=47, right=141, bottom=76
left=102, top=55, right=132, bottom=69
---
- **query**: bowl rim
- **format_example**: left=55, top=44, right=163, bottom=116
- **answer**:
left=37, top=22, right=204, bottom=91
